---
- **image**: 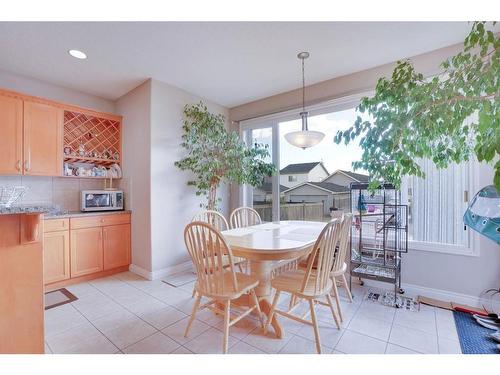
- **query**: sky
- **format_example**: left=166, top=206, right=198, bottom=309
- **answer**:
left=251, top=107, right=368, bottom=175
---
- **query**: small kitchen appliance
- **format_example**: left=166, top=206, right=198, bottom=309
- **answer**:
left=81, top=190, right=124, bottom=212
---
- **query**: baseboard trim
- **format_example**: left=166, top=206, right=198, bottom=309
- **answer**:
left=129, top=261, right=193, bottom=281
left=361, top=279, right=487, bottom=308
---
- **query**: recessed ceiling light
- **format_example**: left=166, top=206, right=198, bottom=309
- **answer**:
left=68, top=49, right=87, bottom=60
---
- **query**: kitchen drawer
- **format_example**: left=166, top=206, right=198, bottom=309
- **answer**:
left=70, top=213, right=130, bottom=229
left=44, top=218, right=69, bottom=232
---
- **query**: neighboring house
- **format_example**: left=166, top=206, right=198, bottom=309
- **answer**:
left=283, top=181, right=350, bottom=215
left=323, top=169, right=369, bottom=187
left=280, top=162, right=329, bottom=188
left=253, top=182, right=288, bottom=203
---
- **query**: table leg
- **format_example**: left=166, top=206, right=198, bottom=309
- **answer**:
left=250, top=260, right=283, bottom=339
left=213, top=260, right=284, bottom=339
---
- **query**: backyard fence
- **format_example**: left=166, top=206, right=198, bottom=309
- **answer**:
left=254, top=202, right=325, bottom=222
left=333, top=192, right=351, bottom=212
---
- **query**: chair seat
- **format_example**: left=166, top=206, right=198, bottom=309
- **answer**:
left=331, top=262, right=347, bottom=277
left=271, top=269, right=333, bottom=298
left=195, top=272, right=259, bottom=299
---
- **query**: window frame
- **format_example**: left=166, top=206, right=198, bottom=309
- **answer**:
left=402, top=160, right=481, bottom=257
left=238, top=91, right=480, bottom=256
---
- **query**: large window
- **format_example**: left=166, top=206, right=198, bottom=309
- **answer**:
left=402, top=159, right=476, bottom=255
left=239, top=93, right=477, bottom=255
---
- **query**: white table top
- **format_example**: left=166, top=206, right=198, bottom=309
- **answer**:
left=222, top=220, right=327, bottom=261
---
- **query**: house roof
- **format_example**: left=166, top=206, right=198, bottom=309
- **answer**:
left=325, top=169, right=370, bottom=183
left=256, top=183, right=288, bottom=193
left=284, top=181, right=349, bottom=194
left=280, top=162, right=328, bottom=175
left=339, top=170, right=370, bottom=182
left=309, top=182, right=350, bottom=193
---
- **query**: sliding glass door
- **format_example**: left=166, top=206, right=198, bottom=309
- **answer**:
left=241, top=125, right=279, bottom=221
left=240, top=93, right=367, bottom=223
left=278, top=109, right=366, bottom=222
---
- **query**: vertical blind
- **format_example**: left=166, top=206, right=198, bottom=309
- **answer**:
left=406, top=159, right=470, bottom=247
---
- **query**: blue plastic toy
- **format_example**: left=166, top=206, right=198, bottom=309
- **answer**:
left=463, top=185, right=500, bottom=244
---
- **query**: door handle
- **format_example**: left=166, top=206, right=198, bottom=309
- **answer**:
left=16, top=160, right=21, bottom=172
left=24, top=160, right=29, bottom=172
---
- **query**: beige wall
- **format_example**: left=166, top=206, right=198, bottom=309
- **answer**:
left=149, top=79, right=230, bottom=275
left=0, top=68, right=115, bottom=114
left=116, top=78, right=230, bottom=278
left=115, top=80, right=153, bottom=274
left=229, top=43, right=463, bottom=122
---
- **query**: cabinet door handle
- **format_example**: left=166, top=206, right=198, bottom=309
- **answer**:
left=24, top=160, right=29, bottom=172
left=16, top=160, right=22, bottom=172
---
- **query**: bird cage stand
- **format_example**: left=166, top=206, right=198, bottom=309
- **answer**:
left=349, top=183, right=408, bottom=306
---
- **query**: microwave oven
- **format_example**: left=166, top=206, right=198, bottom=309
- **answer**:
left=81, top=190, right=124, bottom=212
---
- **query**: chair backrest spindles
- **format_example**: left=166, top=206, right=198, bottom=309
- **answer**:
left=229, top=207, right=262, bottom=229
left=332, top=214, right=353, bottom=273
left=192, top=210, right=229, bottom=232
left=301, top=219, right=342, bottom=295
left=184, top=221, right=238, bottom=295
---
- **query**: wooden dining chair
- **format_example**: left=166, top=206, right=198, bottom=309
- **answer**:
left=229, top=206, right=262, bottom=229
left=191, top=210, right=246, bottom=281
left=264, top=219, right=343, bottom=354
left=330, top=214, right=354, bottom=322
left=192, top=210, right=229, bottom=231
left=294, top=215, right=354, bottom=320
left=183, top=221, right=264, bottom=354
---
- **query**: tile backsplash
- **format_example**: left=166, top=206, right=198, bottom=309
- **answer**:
left=0, top=176, right=129, bottom=211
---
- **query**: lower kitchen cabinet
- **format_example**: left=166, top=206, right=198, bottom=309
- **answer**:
left=103, top=224, right=131, bottom=270
left=44, top=213, right=131, bottom=287
left=70, top=227, right=104, bottom=277
left=43, top=230, right=70, bottom=284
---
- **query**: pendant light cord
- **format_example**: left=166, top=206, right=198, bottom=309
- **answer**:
left=301, top=57, right=306, bottom=112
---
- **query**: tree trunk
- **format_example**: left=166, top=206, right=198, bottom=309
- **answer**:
left=207, top=182, right=217, bottom=211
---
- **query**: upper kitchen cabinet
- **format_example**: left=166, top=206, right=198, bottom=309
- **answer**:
left=23, top=101, right=63, bottom=176
left=0, top=88, right=121, bottom=178
left=0, top=94, right=23, bottom=175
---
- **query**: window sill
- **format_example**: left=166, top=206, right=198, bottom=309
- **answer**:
left=408, top=240, right=479, bottom=257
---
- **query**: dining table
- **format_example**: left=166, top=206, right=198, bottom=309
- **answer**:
left=221, top=220, right=327, bottom=339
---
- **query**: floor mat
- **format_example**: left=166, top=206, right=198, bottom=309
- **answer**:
left=44, top=288, right=78, bottom=310
left=453, top=310, right=499, bottom=354
left=365, top=291, right=418, bottom=310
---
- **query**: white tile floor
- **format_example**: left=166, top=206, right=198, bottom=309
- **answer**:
left=44, top=271, right=462, bottom=354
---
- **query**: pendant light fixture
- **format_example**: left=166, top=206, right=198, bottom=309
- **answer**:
left=284, top=52, right=325, bottom=149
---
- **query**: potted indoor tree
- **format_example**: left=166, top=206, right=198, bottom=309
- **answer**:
left=175, top=102, right=276, bottom=210
left=335, top=21, right=499, bottom=191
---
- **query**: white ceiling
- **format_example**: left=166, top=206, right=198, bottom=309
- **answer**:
left=0, top=22, right=487, bottom=107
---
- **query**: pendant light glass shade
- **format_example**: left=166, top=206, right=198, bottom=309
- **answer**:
left=284, top=111, right=325, bottom=149
left=285, top=52, right=325, bottom=149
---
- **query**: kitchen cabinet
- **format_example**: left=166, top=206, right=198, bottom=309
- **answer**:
left=67, top=213, right=130, bottom=280
left=103, top=224, right=131, bottom=270
left=43, top=219, right=70, bottom=284
left=23, top=101, right=63, bottom=176
left=0, top=213, right=44, bottom=354
left=0, top=94, right=23, bottom=175
left=70, top=226, right=104, bottom=277
left=0, top=88, right=122, bottom=178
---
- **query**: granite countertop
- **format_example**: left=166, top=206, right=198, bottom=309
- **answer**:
left=0, top=206, right=131, bottom=218
left=0, top=206, right=50, bottom=215
left=44, top=210, right=132, bottom=219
